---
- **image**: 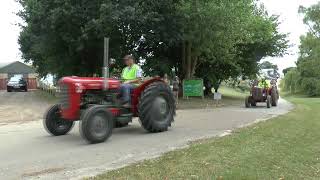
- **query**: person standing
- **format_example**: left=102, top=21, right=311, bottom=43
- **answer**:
left=172, top=76, right=180, bottom=104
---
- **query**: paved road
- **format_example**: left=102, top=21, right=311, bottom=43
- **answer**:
left=0, top=91, right=294, bottom=179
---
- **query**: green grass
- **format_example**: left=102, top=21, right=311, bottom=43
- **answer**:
left=218, top=86, right=247, bottom=99
left=92, top=96, right=320, bottom=180
left=178, top=86, right=247, bottom=109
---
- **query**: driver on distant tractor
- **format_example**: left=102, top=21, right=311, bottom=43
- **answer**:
left=120, top=55, right=143, bottom=107
left=258, top=77, right=270, bottom=89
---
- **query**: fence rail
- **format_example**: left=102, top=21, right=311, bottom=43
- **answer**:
left=38, top=82, right=57, bottom=97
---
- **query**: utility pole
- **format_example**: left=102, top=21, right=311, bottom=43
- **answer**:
left=103, top=37, right=110, bottom=90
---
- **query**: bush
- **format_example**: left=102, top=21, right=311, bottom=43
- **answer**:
left=301, top=78, right=320, bottom=96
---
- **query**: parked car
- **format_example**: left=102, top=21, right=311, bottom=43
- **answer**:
left=7, top=76, right=28, bottom=92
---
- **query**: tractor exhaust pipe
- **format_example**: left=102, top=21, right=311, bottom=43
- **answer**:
left=103, top=37, right=109, bottom=90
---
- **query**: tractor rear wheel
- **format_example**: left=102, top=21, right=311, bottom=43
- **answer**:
left=138, top=82, right=175, bottom=132
left=266, top=95, right=271, bottom=108
left=80, top=106, right=113, bottom=144
left=43, top=104, right=75, bottom=136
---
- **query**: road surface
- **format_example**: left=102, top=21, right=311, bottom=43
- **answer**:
left=0, top=91, right=293, bottom=179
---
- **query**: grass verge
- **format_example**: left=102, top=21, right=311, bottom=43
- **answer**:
left=92, top=96, right=320, bottom=180
left=178, top=86, right=247, bottom=109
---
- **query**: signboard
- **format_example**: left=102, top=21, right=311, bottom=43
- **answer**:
left=214, top=92, right=222, bottom=100
left=183, top=79, right=204, bottom=98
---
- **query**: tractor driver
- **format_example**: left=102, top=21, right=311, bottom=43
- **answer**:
left=258, top=77, right=270, bottom=89
left=120, top=55, right=143, bottom=107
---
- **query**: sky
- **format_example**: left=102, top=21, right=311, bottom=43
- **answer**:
left=260, top=0, right=319, bottom=72
left=0, top=0, right=319, bottom=72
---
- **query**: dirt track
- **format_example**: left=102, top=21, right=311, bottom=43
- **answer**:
left=0, top=91, right=294, bottom=179
left=0, top=91, right=51, bottom=125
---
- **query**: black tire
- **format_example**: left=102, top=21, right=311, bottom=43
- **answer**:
left=43, top=104, right=75, bottom=136
left=245, top=96, right=251, bottom=108
left=251, top=101, right=257, bottom=107
left=80, top=106, right=113, bottom=144
left=138, top=82, right=175, bottom=132
left=7, top=87, right=11, bottom=92
left=271, top=88, right=278, bottom=106
left=266, top=95, right=271, bottom=108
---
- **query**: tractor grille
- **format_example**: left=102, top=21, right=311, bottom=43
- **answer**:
left=58, top=84, right=70, bottom=109
left=252, top=88, right=263, bottom=100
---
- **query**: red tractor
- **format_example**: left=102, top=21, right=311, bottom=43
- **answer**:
left=245, top=79, right=279, bottom=108
left=43, top=76, right=176, bottom=144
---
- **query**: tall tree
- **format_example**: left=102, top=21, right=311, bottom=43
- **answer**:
left=283, top=2, right=320, bottom=96
left=18, top=0, right=288, bottom=85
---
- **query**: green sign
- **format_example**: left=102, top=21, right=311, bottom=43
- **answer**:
left=183, top=79, right=204, bottom=97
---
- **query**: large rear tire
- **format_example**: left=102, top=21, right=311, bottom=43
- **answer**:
left=80, top=106, right=113, bottom=144
left=43, top=104, right=75, bottom=136
left=138, top=82, right=175, bottom=132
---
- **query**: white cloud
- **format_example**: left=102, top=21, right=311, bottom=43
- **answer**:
left=260, top=0, right=319, bottom=72
left=0, top=0, right=22, bottom=63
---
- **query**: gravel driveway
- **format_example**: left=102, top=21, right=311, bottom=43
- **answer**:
left=0, top=91, right=51, bottom=125
left=0, top=91, right=294, bottom=179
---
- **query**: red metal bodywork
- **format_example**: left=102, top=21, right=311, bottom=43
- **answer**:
left=250, top=86, right=274, bottom=102
left=58, top=76, right=163, bottom=120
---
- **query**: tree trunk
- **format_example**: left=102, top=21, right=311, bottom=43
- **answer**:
left=181, top=41, right=186, bottom=79
left=186, top=41, right=192, bottom=79
left=181, top=41, right=198, bottom=79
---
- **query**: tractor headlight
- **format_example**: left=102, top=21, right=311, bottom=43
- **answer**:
left=75, top=83, right=84, bottom=93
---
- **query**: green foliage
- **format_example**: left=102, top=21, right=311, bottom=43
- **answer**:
left=282, top=67, right=295, bottom=75
left=195, top=7, right=288, bottom=91
left=282, top=68, right=301, bottom=94
left=259, top=61, right=278, bottom=70
left=18, top=0, right=288, bottom=82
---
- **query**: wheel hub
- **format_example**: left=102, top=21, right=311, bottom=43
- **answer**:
left=153, top=96, right=169, bottom=121
left=53, top=112, right=69, bottom=131
left=90, top=113, right=108, bottom=137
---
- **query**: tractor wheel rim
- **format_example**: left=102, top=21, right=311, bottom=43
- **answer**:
left=153, top=96, right=169, bottom=121
left=90, top=113, right=107, bottom=137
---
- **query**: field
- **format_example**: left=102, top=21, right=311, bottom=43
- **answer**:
left=93, top=96, right=320, bottom=179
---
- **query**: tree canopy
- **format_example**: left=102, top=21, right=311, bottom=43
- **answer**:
left=18, top=0, right=288, bottom=86
left=259, top=61, right=278, bottom=70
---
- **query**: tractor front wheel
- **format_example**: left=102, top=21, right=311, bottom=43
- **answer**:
left=43, top=104, right=75, bottom=136
left=80, top=106, right=113, bottom=144
left=138, top=82, right=175, bottom=132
